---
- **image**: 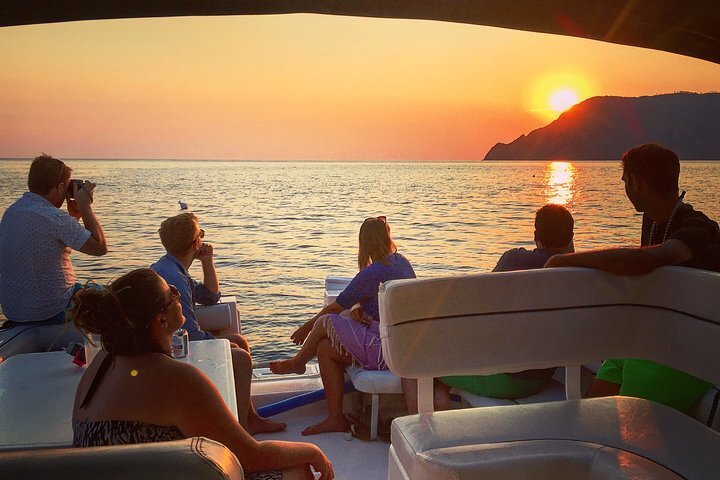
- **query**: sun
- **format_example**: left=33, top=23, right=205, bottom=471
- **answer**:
left=526, top=70, right=596, bottom=121
left=549, top=88, right=579, bottom=113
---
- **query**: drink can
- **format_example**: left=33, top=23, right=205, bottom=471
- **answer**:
left=172, top=328, right=189, bottom=358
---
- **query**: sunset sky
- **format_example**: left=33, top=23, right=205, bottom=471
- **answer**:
left=1, top=14, right=719, bottom=161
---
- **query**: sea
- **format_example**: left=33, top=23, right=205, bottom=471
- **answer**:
left=1, top=159, right=719, bottom=362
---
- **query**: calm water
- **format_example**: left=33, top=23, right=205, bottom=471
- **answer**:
left=1, top=160, right=719, bottom=361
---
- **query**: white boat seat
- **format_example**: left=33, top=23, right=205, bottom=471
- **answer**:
left=196, top=296, right=240, bottom=336
left=0, top=322, right=83, bottom=360
left=0, top=437, right=244, bottom=480
left=391, top=397, right=715, bottom=480
left=379, top=267, right=720, bottom=480
left=346, top=365, right=403, bottom=440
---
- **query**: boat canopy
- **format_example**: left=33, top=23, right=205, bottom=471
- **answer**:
left=1, top=1, right=719, bottom=65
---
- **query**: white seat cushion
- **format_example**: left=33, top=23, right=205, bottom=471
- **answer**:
left=346, top=366, right=402, bottom=394
left=393, top=440, right=682, bottom=480
left=391, top=397, right=720, bottom=480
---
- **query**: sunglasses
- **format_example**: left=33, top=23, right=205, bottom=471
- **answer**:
left=364, top=216, right=387, bottom=224
left=188, top=228, right=205, bottom=247
left=161, top=284, right=180, bottom=311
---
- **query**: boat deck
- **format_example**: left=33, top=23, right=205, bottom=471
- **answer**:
left=251, top=364, right=392, bottom=479
left=254, top=402, right=391, bottom=480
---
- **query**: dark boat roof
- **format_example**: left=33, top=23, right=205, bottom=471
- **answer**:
left=1, top=1, right=719, bottom=65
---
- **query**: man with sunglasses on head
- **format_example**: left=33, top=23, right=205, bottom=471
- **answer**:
left=0, top=154, right=107, bottom=355
left=151, top=212, right=285, bottom=435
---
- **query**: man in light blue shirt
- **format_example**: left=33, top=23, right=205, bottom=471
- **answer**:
left=0, top=155, right=107, bottom=356
left=152, top=213, right=285, bottom=434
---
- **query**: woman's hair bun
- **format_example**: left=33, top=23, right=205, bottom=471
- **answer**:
left=70, top=285, right=125, bottom=336
left=69, top=269, right=167, bottom=356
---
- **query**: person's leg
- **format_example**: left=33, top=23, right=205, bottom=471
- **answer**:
left=434, top=379, right=452, bottom=411
left=230, top=347, right=253, bottom=430
left=219, top=332, right=250, bottom=352
left=228, top=344, right=286, bottom=434
left=586, top=379, right=621, bottom=398
left=402, top=378, right=452, bottom=415
left=301, top=338, right=352, bottom=435
left=269, top=317, right=331, bottom=375
left=401, top=378, right=418, bottom=414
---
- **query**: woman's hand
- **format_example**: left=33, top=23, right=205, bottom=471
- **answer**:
left=349, top=306, right=370, bottom=325
left=291, top=321, right=313, bottom=345
left=308, top=446, right=334, bottom=479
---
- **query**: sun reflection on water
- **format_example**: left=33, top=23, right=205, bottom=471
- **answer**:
left=545, top=161, right=576, bottom=205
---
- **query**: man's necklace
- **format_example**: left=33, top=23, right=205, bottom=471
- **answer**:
left=647, top=191, right=686, bottom=246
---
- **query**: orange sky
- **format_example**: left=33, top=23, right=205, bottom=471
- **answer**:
left=1, top=14, right=719, bottom=160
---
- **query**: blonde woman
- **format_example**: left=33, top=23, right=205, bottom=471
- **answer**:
left=270, top=217, right=416, bottom=435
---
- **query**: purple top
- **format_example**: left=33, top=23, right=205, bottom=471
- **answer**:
left=336, top=252, right=416, bottom=322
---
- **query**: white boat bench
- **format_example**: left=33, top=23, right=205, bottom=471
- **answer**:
left=380, top=267, right=720, bottom=480
left=0, top=437, right=243, bottom=480
left=328, top=277, right=602, bottom=441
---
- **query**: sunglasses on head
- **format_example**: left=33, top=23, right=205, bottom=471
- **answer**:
left=364, top=216, right=387, bottom=224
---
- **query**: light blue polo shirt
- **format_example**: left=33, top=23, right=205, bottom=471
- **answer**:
left=0, top=192, right=90, bottom=321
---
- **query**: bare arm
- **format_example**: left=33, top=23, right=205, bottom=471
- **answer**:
left=544, top=239, right=692, bottom=275
left=291, top=300, right=345, bottom=345
left=73, top=182, right=108, bottom=256
left=169, top=363, right=333, bottom=477
left=196, top=243, right=219, bottom=293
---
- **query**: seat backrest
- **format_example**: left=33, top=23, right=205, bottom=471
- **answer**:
left=0, top=437, right=244, bottom=480
left=379, top=266, right=720, bottom=412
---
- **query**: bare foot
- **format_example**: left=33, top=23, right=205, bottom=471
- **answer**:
left=301, top=416, right=349, bottom=436
left=248, top=416, right=287, bottom=435
left=269, top=358, right=306, bottom=375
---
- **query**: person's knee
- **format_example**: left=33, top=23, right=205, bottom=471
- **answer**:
left=230, top=347, right=252, bottom=376
left=225, top=333, right=249, bottom=351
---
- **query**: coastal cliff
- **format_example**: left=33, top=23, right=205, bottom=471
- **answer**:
left=484, top=92, right=720, bottom=160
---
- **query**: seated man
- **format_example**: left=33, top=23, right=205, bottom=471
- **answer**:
left=0, top=155, right=107, bottom=355
left=546, top=144, right=716, bottom=413
left=403, top=204, right=574, bottom=413
left=151, top=213, right=284, bottom=434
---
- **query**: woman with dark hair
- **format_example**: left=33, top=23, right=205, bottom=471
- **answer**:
left=270, top=217, right=416, bottom=435
left=71, top=268, right=333, bottom=480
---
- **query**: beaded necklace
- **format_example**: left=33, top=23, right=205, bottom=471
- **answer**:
left=647, top=190, right=686, bottom=246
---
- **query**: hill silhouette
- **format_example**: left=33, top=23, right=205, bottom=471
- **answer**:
left=484, top=93, right=720, bottom=160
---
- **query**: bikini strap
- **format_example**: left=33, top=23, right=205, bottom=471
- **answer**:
left=78, top=353, right=114, bottom=410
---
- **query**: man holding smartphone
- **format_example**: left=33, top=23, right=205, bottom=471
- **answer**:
left=0, top=154, right=108, bottom=355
